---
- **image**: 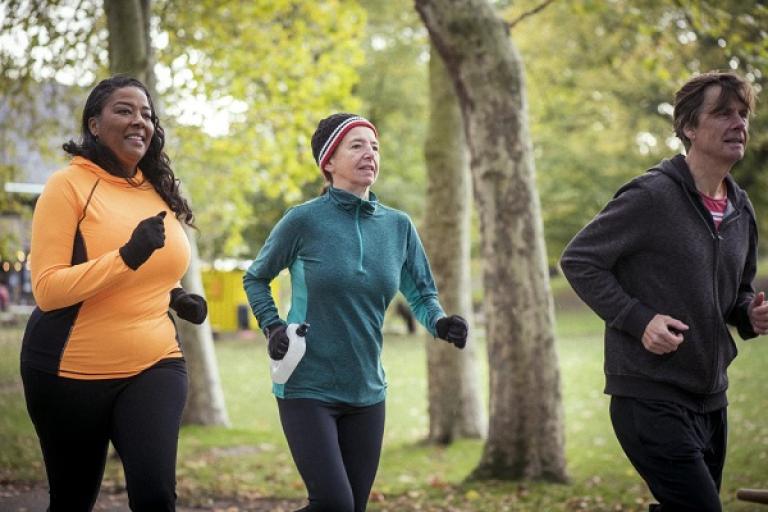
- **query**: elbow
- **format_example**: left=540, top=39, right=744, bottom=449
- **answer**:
left=33, top=296, right=55, bottom=312
left=32, top=281, right=62, bottom=312
left=558, top=257, right=574, bottom=281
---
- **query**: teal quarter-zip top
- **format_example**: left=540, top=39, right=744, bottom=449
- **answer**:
left=244, top=187, right=446, bottom=406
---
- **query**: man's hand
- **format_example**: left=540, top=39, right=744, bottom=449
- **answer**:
left=641, top=314, right=688, bottom=355
left=748, top=291, right=768, bottom=335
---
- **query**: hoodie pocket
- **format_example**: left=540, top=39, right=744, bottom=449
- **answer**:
left=616, top=315, right=718, bottom=394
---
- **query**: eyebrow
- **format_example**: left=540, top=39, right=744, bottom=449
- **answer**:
left=112, top=100, right=151, bottom=111
left=347, top=137, right=378, bottom=144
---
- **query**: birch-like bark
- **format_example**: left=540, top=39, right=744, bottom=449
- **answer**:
left=417, top=0, right=567, bottom=481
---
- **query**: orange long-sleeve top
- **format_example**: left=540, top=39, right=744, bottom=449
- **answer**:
left=21, top=156, right=190, bottom=379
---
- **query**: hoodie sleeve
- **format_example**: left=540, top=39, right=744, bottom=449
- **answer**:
left=30, top=171, right=131, bottom=311
left=559, top=180, right=658, bottom=340
left=243, top=209, right=301, bottom=332
left=398, top=217, right=445, bottom=336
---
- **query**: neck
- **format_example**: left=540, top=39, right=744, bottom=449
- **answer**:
left=334, top=183, right=370, bottom=200
left=685, top=152, right=729, bottom=198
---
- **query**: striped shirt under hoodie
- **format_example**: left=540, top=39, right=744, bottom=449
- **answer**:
left=22, top=156, right=189, bottom=379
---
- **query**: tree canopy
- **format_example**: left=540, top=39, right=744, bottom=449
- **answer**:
left=2, top=0, right=766, bottom=263
left=508, top=0, right=768, bottom=263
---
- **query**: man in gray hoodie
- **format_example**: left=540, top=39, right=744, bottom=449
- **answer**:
left=560, top=71, right=767, bottom=511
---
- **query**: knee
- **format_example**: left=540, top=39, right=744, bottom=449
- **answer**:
left=310, top=494, right=355, bottom=512
left=127, top=486, right=176, bottom=512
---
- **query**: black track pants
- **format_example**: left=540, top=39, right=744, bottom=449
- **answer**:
left=21, top=358, right=188, bottom=512
left=610, top=396, right=727, bottom=512
left=277, top=397, right=385, bottom=512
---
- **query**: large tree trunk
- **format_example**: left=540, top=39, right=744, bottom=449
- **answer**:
left=104, top=0, right=151, bottom=85
left=423, top=43, right=485, bottom=443
left=178, top=226, right=230, bottom=426
left=104, top=0, right=229, bottom=426
left=416, top=0, right=567, bottom=481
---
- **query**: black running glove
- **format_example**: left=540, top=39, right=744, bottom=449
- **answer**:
left=170, top=287, right=207, bottom=324
left=435, top=314, right=469, bottom=349
left=119, top=211, right=167, bottom=270
left=265, top=322, right=289, bottom=360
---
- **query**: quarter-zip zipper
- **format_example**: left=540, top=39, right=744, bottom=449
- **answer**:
left=355, top=202, right=365, bottom=272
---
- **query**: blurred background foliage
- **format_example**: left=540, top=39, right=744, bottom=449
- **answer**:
left=1, top=0, right=766, bottom=265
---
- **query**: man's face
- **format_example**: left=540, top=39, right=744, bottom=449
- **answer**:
left=685, top=85, right=749, bottom=166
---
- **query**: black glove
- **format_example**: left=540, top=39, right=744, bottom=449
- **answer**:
left=170, top=287, right=207, bottom=324
left=119, top=211, right=167, bottom=270
left=265, top=322, right=289, bottom=360
left=435, top=314, right=469, bottom=349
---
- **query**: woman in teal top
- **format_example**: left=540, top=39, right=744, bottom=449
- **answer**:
left=243, top=113, right=467, bottom=511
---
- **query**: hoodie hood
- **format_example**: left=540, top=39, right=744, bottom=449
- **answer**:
left=652, top=154, right=750, bottom=212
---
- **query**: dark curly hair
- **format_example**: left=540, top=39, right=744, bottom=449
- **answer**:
left=63, top=75, right=195, bottom=227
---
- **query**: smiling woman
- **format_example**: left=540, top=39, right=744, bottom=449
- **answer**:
left=86, top=86, right=155, bottom=177
left=19, top=75, right=207, bottom=510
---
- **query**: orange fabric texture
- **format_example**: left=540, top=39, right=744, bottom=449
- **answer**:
left=29, top=157, right=189, bottom=379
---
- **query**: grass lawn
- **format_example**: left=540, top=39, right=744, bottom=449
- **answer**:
left=1, top=302, right=766, bottom=511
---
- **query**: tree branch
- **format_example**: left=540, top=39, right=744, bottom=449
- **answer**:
left=507, top=0, right=557, bottom=30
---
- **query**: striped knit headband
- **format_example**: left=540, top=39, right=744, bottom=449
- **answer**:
left=312, top=114, right=378, bottom=174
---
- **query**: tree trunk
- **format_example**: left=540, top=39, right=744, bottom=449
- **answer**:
left=416, top=0, right=567, bottom=482
left=105, top=0, right=229, bottom=426
left=104, top=0, right=150, bottom=85
left=423, top=43, right=485, bottom=444
left=178, top=226, right=230, bottom=426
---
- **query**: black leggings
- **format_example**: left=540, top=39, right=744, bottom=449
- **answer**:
left=277, top=398, right=385, bottom=512
left=21, top=358, right=188, bottom=512
left=610, top=396, right=727, bottom=512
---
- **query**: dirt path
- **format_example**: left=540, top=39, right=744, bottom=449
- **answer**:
left=0, top=482, right=303, bottom=512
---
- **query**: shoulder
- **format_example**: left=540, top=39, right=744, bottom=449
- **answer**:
left=375, top=202, right=412, bottom=224
left=285, top=195, right=327, bottom=218
left=273, top=196, right=327, bottom=230
left=41, top=164, right=96, bottom=199
left=612, top=170, right=674, bottom=208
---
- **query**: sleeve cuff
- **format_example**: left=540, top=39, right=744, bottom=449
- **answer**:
left=620, top=301, right=657, bottom=340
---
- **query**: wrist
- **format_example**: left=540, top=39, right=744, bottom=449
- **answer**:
left=119, top=245, right=142, bottom=270
left=170, top=287, right=185, bottom=307
left=263, top=321, right=286, bottom=338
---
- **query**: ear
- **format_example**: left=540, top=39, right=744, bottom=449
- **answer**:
left=683, top=124, right=695, bottom=142
left=87, top=117, right=99, bottom=139
left=323, top=157, right=335, bottom=176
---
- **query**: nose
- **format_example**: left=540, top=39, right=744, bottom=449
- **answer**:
left=131, top=111, right=149, bottom=126
left=733, top=113, right=748, bottom=130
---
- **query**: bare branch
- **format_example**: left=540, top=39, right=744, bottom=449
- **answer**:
left=507, top=0, right=557, bottom=30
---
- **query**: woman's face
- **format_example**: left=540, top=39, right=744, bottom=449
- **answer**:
left=87, top=86, right=154, bottom=174
left=324, top=126, right=379, bottom=197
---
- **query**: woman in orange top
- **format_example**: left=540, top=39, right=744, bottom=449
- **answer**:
left=20, top=75, right=206, bottom=511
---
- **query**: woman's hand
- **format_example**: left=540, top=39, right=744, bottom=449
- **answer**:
left=169, top=287, right=207, bottom=324
left=436, top=315, right=468, bottom=349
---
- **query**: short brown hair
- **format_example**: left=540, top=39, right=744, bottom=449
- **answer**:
left=673, top=71, right=756, bottom=151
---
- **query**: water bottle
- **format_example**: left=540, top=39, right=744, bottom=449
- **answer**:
left=270, top=323, right=309, bottom=384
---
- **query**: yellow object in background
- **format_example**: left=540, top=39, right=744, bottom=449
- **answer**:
left=201, top=270, right=281, bottom=333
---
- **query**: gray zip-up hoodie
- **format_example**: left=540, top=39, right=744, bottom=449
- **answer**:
left=560, top=154, right=758, bottom=412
